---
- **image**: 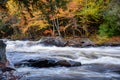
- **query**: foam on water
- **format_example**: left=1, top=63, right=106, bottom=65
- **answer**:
left=4, top=40, right=120, bottom=79
left=5, top=40, right=120, bottom=65
left=75, top=56, right=120, bottom=64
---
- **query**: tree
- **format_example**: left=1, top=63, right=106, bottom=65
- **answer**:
left=9, top=0, right=69, bottom=37
left=76, top=0, right=110, bottom=37
left=99, top=0, right=120, bottom=37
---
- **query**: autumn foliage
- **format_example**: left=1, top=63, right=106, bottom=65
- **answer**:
left=0, top=0, right=120, bottom=40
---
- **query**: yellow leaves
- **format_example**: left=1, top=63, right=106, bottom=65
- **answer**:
left=58, top=0, right=80, bottom=18
left=27, top=19, right=49, bottom=30
left=6, top=0, right=19, bottom=15
left=58, top=9, right=74, bottom=18
left=21, top=19, right=49, bottom=33
left=77, top=0, right=105, bottom=17
left=81, top=7, right=99, bottom=16
left=76, top=0, right=84, bottom=5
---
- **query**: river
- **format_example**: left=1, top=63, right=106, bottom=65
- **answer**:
left=4, top=40, right=120, bottom=80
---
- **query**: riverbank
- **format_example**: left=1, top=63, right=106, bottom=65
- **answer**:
left=28, top=36, right=120, bottom=47
left=2, top=36, right=120, bottom=48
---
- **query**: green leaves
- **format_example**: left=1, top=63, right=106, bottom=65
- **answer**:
left=99, top=1, right=120, bottom=37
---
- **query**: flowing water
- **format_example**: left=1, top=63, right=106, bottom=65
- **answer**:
left=4, top=40, right=120, bottom=80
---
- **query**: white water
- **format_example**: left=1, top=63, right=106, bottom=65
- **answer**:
left=4, top=40, right=120, bottom=80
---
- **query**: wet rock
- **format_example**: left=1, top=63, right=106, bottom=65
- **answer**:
left=113, top=70, right=120, bottom=74
left=14, top=59, right=57, bottom=68
left=0, top=40, right=7, bottom=67
left=29, top=59, right=56, bottom=68
left=56, top=60, right=71, bottom=67
left=38, top=37, right=67, bottom=47
left=14, top=58, right=81, bottom=68
left=69, top=60, right=81, bottom=66
left=37, top=37, right=95, bottom=47
left=66, top=38, right=95, bottom=47
left=56, top=60, right=81, bottom=67
left=1, top=67, right=16, bottom=73
left=0, top=40, right=16, bottom=80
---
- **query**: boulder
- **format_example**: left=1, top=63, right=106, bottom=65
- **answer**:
left=38, top=37, right=67, bottom=47
left=14, top=58, right=57, bottom=68
left=66, top=38, right=95, bottom=47
left=0, top=40, right=7, bottom=67
left=80, top=38, right=95, bottom=47
left=66, top=38, right=81, bottom=47
left=56, top=60, right=71, bottom=67
left=28, top=59, right=56, bottom=68
left=14, top=58, right=81, bottom=68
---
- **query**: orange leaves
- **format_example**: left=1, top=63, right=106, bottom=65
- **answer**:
left=41, top=0, right=48, bottom=3
left=43, top=29, right=53, bottom=36
left=109, top=36, right=120, bottom=43
left=67, top=1, right=79, bottom=12
left=49, top=14, right=54, bottom=20
left=57, top=0, right=83, bottom=18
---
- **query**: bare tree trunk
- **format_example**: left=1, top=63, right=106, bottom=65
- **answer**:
left=52, top=18, right=61, bottom=37
left=52, top=21, right=55, bottom=37
left=56, top=18, right=61, bottom=37
left=54, top=5, right=61, bottom=37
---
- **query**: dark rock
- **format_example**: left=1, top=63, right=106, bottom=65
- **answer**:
left=1, top=67, right=15, bottom=73
left=113, top=70, right=120, bottom=74
left=69, top=60, right=81, bottom=66
left=0, top=40, right=7, bottom=67
left=38, top=37, right=67, bottom=47
left=29, top=59, right=56, bottom=68
left=14, top=58, right=81, bottom=68
left=14, top=59, right=57, bottom=68
left=56, top=60, right=81, bottom=67
left=56, top=60, right=71, bottom=67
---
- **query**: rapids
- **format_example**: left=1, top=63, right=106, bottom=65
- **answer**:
left=4, top=40, right=120, bottom=80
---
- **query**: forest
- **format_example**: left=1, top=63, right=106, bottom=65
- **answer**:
left=0, top=0, right=120, bottom=43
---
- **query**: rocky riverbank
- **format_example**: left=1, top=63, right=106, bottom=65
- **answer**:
left=0, top=40, right=17, bottom=80
left=37, top=37, right=120, bottom=47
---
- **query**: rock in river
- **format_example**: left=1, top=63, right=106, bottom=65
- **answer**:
left=14, top=58, right=81, bottom=68
left=56, top=60, right=81, bottom=67
left=66, top=37, right=95, bottom=47
left=38, top=37, right=67, bottom=47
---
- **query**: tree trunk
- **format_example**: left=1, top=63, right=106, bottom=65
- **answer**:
left=56, top=18, right=61, bottom=37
